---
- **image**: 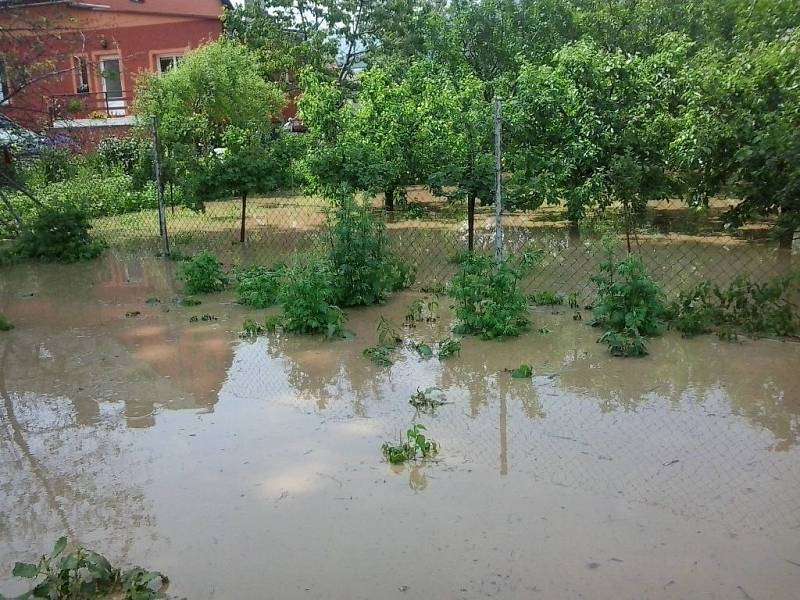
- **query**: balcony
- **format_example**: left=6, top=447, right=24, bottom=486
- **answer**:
left=46, top=91, right=135, bottom=128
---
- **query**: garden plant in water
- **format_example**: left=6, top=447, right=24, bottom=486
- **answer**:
left=448, top=250, right=541, bottom=339
left=327, top=197, right=413, bottom=306
left=4, top=536, right=167, bottom=600
left=234, top=264, right=285, bottom=308
left=667, top=274, right=800, bottom=339
left=179, top=251, right=228, bottom=295
left=277, top=254, right=346, bottom=338
left=14, top=205, right=104, bottom=263
left=381, top=424, right=439, bottom=465
left=591, top=244, right=665, bottom=357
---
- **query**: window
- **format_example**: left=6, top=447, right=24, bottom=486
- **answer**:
left=157, top=54, right=182, bottom=74
left=73, top=56, right=90, bottom=94
left=0, top=61, right=8, bottom=105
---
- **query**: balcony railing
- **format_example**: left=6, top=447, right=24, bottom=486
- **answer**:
left=46, top=91, right=133, bottom=124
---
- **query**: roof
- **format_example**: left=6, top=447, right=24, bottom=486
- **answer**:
left=0, top=0, right=232, bottom=18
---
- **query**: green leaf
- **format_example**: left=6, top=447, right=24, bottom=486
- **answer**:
left=12, top=562, right=38, bottom=579
left=511, top=364, right=533, bottom=378
left=52, top=536, right=67, bottom=558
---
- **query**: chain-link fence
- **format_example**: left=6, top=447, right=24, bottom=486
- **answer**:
left=90, top=186, right=797, bottom=302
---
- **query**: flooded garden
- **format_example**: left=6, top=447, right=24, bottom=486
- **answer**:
left=1, top=254, right=799, bottom=599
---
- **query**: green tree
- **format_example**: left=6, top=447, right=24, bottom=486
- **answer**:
left=674, top=31, right=800, bottom=248
left=506, top=36, right=686, bottom=232
left=133, top=39, right=285, bottom=222
left=299, top=66, right=435, bottom=209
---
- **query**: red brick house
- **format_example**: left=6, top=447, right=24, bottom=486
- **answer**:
left=0, top=0, right=231, bottom=140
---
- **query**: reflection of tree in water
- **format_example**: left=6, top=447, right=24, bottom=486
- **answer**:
left=263, top=334, right=391, bottom=416
left=557, top=334, right=800, bottom=449
left=0, top=337, right=156, bottom=566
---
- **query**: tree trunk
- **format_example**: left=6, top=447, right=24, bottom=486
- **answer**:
left=467, top=193, right=476, bottom=251
left=778, top=226, right=795, bottom=250
left=384, top=187, right=395, bottom=212
left=240, top=191, right=247, bottom=244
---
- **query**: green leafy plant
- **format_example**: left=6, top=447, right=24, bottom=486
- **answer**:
left=667, top=275, right=800, bottom=339
left=598, top=329, right=649, bottom=357
left=176, top=297, right=201, bottom=307
left=7, top=536, right=167, bottom=600
left=448, top=251, right=541, bottom=339
left=0, top=314, right=13, bottom=331
left=530, top=291, right=564, bottom=306
left=409, top=387, right=449, bottom=413
left=591, top=247, right=665, bottom=357
left=381, top=424, right=439, bottom=465
left=241, top=318, right=267, bottom=337
left=404, top=298, right=439, bottom=325
left=327, top=198, right=412, bottom=307
left=179, top=251, right=228, bottom=295
left=234, top=265, right=284, bottom=308
left=277, top=254, right=346, bottom=338
left=436, top=337, right=461, bottom=359
left=363, top=345, right=395, bottom=366
left=363, top=317, right=403, bottom=365
left=14, top=206, right=104, bottom=263
left=509, top=364, right=534, bottom=378
left=412, top=341, right=434, bottom=359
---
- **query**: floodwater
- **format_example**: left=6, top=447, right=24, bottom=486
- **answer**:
left=1, top=255, right=799, bottom=599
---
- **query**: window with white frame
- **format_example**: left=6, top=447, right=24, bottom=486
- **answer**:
left=157, top=54, right=183, bottom=74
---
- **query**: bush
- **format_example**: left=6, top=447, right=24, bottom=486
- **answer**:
left=96, top=136, right=153, bottom=185
left=15, top=205, right=104, bottom=262
left=35, top=167, right=157, bottom=217
left=591, top=249, right=665, bottom=356
left=327, top=198, right=413, bottom=307
left=0, top=314, right=13, bottom=331
left=31, top=147, right=78, bottom=184
left=667, top=275, right=800, bottom=339
left=448, top=251, right=539, bottom=339
left=179, top=251, right=228, bottom=295
left=234, top=264, right=284, bottom=308
left=277, top=254, right=346, bottom=338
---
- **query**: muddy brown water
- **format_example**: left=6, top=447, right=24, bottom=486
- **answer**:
left=1, top=256, right=799, bottom=599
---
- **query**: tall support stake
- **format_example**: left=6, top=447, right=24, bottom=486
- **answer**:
left=150, top=115, right=170, bottom=257
left=493, top=97, right=503, bottom=264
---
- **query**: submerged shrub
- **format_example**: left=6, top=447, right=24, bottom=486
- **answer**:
left=667, top=275, right=800, bottom=339
left=278, top=254, right=346, bottom=338
left=0, top=314, right=13, bottom=331
left=327, top=198, right=413, bottom=307
left=179, top=251, right=228, bottom=295
left=15, top=205, right=104, bottom=262
left=8, top=536, right=167, bottom=600
left=448, top=251, right=540, bottom=339
left=591, top=249, right=665, bottom=357
left=234, top=264, right=284, bottom=308
left=381, top=424, right=439, bottom=465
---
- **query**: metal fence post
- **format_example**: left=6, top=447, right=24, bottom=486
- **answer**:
left=493, top=97, right=503, bottom=264
left=150, top=115, right=170, bottom=256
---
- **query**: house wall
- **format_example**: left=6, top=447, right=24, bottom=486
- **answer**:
left=0, top=3, right=223, bottom=130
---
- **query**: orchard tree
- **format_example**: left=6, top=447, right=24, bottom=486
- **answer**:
left=134, top=40, right=285, bottom=229
left=674, top=31, right=800, bottom=249
left=506, top=36, right=686, bottom=236
left=299, top=66, right=435, bottom=209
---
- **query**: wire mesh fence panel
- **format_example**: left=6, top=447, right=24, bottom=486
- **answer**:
left=90, top=187, right=798, bottom=300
